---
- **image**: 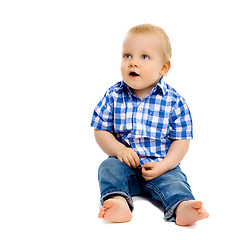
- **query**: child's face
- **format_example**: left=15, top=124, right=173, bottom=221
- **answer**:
left=121, top=32, right=169, bottom=98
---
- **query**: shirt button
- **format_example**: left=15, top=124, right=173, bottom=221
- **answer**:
left=136, top=145, right=140, bottom=148
left=138, top=107, right=142, bottom=111
left=136, top=130, right=140, bottom=135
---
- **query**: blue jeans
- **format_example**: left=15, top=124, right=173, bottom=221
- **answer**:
left=98, top=157, right=195, bottom=222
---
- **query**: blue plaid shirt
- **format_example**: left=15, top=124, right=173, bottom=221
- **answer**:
left=91, top=77, right=193, bottom=165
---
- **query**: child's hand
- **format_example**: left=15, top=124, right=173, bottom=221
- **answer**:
left=116, top=147, right=140, bottom=168
left=141, top=161, right=167, bottom=181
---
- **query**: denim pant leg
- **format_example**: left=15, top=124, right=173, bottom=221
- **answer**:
left=98, top=157, right=143, bottom=211
left=143, top=165, right=195, bottom=222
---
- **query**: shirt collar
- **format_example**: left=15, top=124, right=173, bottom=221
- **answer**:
left=115, top=81, right=129, bottom=93
left=116, top=77, right=167, bottom=96
left=155, top=77, right=167, bottom=95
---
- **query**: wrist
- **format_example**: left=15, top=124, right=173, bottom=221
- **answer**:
left=158, top=159, right=171, bottom=174
left=116, top=146, right=128, bottom=157
left=161, top=157, right=177, bottom=172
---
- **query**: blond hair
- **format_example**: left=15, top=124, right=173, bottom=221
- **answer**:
left=128, top=24, right=172, bottom=63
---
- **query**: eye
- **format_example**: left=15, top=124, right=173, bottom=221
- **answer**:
left=142, top=55, right=149, bottom=60
left=124, top=54, right=132, bottom=59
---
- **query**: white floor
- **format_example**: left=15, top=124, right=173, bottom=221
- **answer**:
left=86, top=177, right=237, bottom=240
left=2, top=139, right=238, bottom=240
left=84, top=191, right=236, bottom=240
left=89, top=193, right=238, bottom=240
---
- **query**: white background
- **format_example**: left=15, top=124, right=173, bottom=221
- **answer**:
left=1, top=0, right=239, bottom=239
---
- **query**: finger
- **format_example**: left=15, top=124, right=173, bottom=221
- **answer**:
left=141, top=169, right=150, bottom=179
left=141, top=166, right=153, bottom=177
left=122, top=156, right=132, bottom=168
left=131, top=151, right=140, bottom=166
left=117, top=157, right=123, bottom=162
left=142, top=169, right=155, bottom=181
left=126, top=154, right=136, bottom=168
left=142, top=175, right=153, bottom=181
left=128, top=153, right=138, bottom=168
left=141, top=162, right=154, bottom=168
left=141, top=166, right=152, bottom=173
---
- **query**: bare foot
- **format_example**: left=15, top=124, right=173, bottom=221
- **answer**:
left=176, top=200, right=209, bottom=226
left=98, top=196, right=132, bottom=223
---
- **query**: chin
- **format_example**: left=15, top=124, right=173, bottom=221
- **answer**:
left=124, top=79, right=140, bottom=89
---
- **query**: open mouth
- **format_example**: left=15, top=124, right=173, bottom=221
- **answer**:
left=129, top=71, right=140, bottom=77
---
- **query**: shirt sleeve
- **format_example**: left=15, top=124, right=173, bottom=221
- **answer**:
left=169, top=98, right=193, bottom=140
left=91, top=90, right=114, bottom=132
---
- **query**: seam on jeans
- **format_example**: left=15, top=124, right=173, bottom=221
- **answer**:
left=164, top=199, right=189, bottom=220
left=125, top=172, right=136, bottom=195
left=164, top=196, right=196, bottom=221
left=165, top=200, right=181, bottom=218
left=101, top=189, right=134, bottom=210
left=144, top=182, right=170, bottom=209
left=163, top=201, right=181, bottom=221
left=102, top=189, right=130, bottom=200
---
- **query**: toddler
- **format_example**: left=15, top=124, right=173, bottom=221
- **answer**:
left=91, top=24, right=209, bottom=226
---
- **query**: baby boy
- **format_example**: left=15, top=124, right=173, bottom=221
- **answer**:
left=91, top=24, right=209, bottom=226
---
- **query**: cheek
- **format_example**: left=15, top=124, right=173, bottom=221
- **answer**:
left=143, top=68, right=154, bottom=78
left=149, top=65, right=162, bottom=77
left=120, top=62, right=127, bottom=74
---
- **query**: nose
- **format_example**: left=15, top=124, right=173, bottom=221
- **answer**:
left=128, top=59, right=139, bottom=68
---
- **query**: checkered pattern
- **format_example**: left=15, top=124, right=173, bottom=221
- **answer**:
left=91, top=78, right=193, bottom=165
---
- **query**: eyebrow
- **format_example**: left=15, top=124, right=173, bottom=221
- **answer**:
left=122, top=50, right=152, bottom=55
left=122, top=50, right=130, bottom=54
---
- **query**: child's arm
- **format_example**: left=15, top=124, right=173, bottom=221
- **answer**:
left=162, top=139, right=190, bottom=170
left=94, top=129, right=140, bottom=168
left=142, top=139, right=190, bottom=181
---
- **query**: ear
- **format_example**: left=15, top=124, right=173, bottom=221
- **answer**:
left=160, top=61, right=171, bottom=77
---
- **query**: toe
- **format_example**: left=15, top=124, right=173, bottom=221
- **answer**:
left=103, top=199, right=114, bottom=209
left=192, top=201, right=202, bottom=209
left=98, top=206, right=105, bottom=218
left=201, top=209, right=209, bottom=219
left=197, top=208, right=202, bottom=214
